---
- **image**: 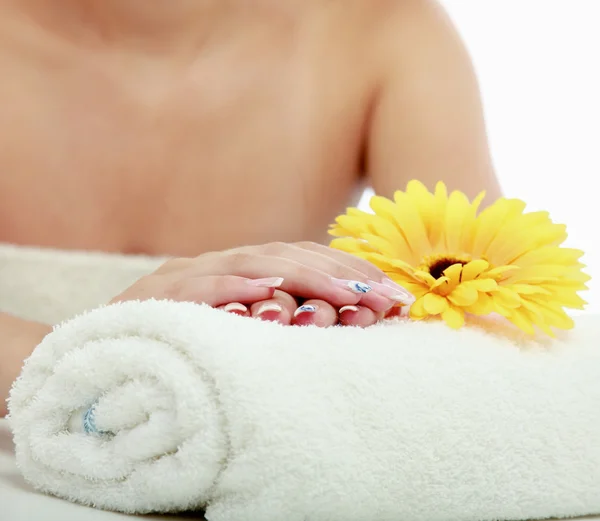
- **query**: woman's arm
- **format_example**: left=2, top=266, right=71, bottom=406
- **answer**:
left=366, top=0, right=502, bottom=200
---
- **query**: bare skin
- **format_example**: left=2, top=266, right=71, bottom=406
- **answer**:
left=0, top=0, right=502, bottom=415
left=0, top=0, right=500, bottom=255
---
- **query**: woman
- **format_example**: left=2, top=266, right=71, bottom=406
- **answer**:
left=0, top=0, right=502, bottom=414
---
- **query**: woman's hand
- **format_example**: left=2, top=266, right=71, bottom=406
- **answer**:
left=111, top=242, right=414, bottom=327
left=218, top=286, right=407, bottom=328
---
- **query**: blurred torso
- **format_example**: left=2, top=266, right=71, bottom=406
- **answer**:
left=0, top=1, right=382, bottom=256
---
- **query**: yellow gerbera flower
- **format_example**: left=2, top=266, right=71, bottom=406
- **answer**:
left=329, top=180, right=590, bottom=336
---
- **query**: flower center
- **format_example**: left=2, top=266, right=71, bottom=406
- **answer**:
left=422, top=253, right=472, bottom=280
left=429, top=259, right=464, bottom=280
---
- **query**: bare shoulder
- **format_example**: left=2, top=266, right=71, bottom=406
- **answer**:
left=352, top=0, right=501, bottom=199
left=340, top=0, right=469, bottom=110
left=359, top=0, right=462, bottom=71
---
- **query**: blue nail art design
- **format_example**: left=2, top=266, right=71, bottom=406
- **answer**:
left=297, top=305, right=317, bottom=313
left=348, top=281, right=372, bottom=294
left=83, top=402, right=108, bottom=436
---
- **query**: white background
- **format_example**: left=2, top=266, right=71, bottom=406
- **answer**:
left=361, top=0, right=600, bottom=313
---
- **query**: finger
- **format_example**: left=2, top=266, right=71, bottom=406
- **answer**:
left=233, top=243, right=414, bottom=308
left=292, top=299, right=338, bottom=327
left=217, top=302, right=250, bottom=316
left=161, top=275, right=280, bottom=306
left=293, top=243, right=415, bottom=306
left=360, top=280, right=415, bottom=309
left=237, top=242, right=380, bottom=288
left=338, top=305, right=383, bottom=328
left=293, top=241, right=389, bottom=281
left=191, top=253, right=369, bottom=307
left=153, top=257, right=193, bottom=275
left=349, top=285, right=401, bottom=314
left=384, top=305, right=407, bottom=319
left=250, top=290, right=297, bottom=325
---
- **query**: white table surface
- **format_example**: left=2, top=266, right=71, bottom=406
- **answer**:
left=2, top=418, right=598, bottom=521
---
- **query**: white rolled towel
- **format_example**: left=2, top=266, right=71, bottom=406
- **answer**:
left=7, top=299, right=600, bottom=521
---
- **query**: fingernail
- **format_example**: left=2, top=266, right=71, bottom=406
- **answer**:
left=382, top=278, right=409, bottom=292
left=294, top=304, right=318, bottom=318
left=330, top=278, right=372, bottom=294
left=256, top=302, right=283, bottom=317
left=246, top=277, right=284, bottom=288
left=224, top=302, right=248, bottom=314
left=339, top=305, right=359, bottom=314
left=368, top=280, right=415, bottom=304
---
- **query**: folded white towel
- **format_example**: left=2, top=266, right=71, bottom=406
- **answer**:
left=8, top=298, right=600, bottom=521
left=0, top=243, right=164, bottom=324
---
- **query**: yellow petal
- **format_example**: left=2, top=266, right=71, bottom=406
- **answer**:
left=441, top=306, right=465, bottom=329
left=368, top=214, right=411, bottom=244
left=463, top=292, right=495, bottom=315
left=491, top=287, right=522, bottom=308
left=430, top=182, right=449, bottom=248
left=395, top=280, right=430, bottom=299
left=405, top=180, right=438, bottom=243
left=464, top=278, right=498, bottom=292
left=448, top=284, right=479, bottom=306
left=511, top=246, right=584, bottom=269
left=506, top=284, right=552, bottom=296
left=405, top=179, right=433, bottom=201
left=359, top=253, right=396, bottom=271
left=493, top=301, right=515, bottom=319
left=514, top=302, right=557, bottom=337
left=360, top=233, right=406, bottom=258
left=368, top=198, right=414, bottom=260
left=423, top=293, right=449, bottom=315
left=361, top=253, right=415, bottom=277
left=410, top=297, right=428, bottom=320
left=502, top=264, right=572, bottom=285
left=485, top=265, right=520, bottom=280
left=414, top=270, right=438, bottom=286
left=471, top=198, right=527, bottom=258
left=393, top=191, right=432, bottom=257
left=329, top=237, right=376, bottom=254
left=460, top=191, right=487, bottom=252
left=461, top=259, right=490, bottom=281
left=495, top=221, right=569, bottom=266
left=444, top=190, right=472, bottom=253
left=526, top=300, right=575, bottom=330
left=388, top=257, right=420, bottom=274
left=443, top=263, right=464, bottom=283
left=328, top=225, right=347, bottom=238
left=332, top=214, right=370, bottom=237
left=369, top=195, right=400, bottom=220
left=485, top=211, right=552, bottom=265
left=539, top=287, right=588, bottom=309
left=540, top=267, right=591, bottom=285
left=506, top=308, right=537, bottom=335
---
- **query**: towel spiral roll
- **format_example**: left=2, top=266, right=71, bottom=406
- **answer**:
left=8, top=298, right=600, bottom=521
left=9, top=301, right=227, bottom=513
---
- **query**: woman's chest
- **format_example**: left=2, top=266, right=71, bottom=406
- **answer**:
left=0, top=48, right=368, bottom=255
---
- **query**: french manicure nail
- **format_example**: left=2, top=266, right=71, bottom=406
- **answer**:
left=368, top=280, right=415, bottom=304
left=246, top=277, right=284, bottom=288
left=330, top=278, right=372, bottom=294
left=382, top=278, right=410, bottom=292
left=339, top=305, right=360, bottom=314
left=224, top=303, right=248, bottom=314
left=294, top=304, right=318, bottom=318
left=256, top=302, right=283, bottom=317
